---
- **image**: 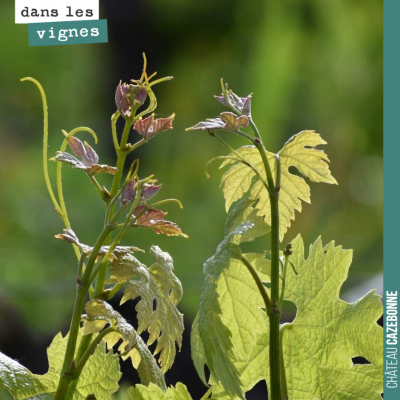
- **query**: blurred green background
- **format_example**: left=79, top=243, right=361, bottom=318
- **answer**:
left=0, top=0, right=382, bottom=398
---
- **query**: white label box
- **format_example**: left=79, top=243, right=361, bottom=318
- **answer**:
left=15, top=0, right=99, bottom=24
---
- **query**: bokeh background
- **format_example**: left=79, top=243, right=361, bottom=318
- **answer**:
left=0, top=0, right=382, bottom=399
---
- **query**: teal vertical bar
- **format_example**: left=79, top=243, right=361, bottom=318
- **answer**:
left=384, top=0, right=400, bottom=398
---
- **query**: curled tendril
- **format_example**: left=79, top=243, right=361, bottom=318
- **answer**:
left=130, top=53, right=173, bottom=122
left=20, top=78, right=101, bottom=261
left=20, top=77, right=62, bottom=217
left=124, top=159, right=140, bottom=185
left=149, top=198, right=184, bottom=210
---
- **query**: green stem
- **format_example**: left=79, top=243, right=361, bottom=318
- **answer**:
left=213, top=134, right=272, bottom=195
left=94, top=120, right=132, bottom=297
left=105, top=283, right=125, bottom=300
left=111, top=112, right=120, bottom=151
left=268, top=191, right=282, bottom=400
left=250, top=119, right=282, bottom=400
left=53, top=287, right=87, bottom=400
left=279, top=326, right=288, bottom=399
left=199, top=387, right=213, bottom=400
left=279, top=257, right=288, bottom=309
left=54, top=225, right=114, bottom=400
left=88, top=174, right=109, bottom=203
left=72, top=327, right=116, bottom=378
left=240, top=255, right=273, bottom=316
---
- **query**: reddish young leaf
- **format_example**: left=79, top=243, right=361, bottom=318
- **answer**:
left=135, top=208, right=167, bottom=225
left=145, top=220, right=188, bottom=238
left=131, top=207, right=188, bottom=238
left=134, top=114, right=175, bottom=140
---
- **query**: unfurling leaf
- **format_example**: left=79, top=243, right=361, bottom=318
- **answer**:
left=127, top=382, right=193, bottom=400
left=121, top=179, right=136, bottom=205
left=55, top=228, right=142, bottom=260
left=219, top=130, right=337, bottom=240
left=120, top=246, right=184, bottom=373
left=214, top=82, right=252, bottom=115
left=115, top=81, right=148, bottom=117
left=134, top=114, right=175, bottom=140
left=0, top=330, right=121, bottom=400
left=186, top=117, right=226, bottom=131
left=51, top=136, right=117, bottom=176
left=115, top=81, right=131, bottom=116
left=132, top=206, right=188, bottom=238
left=141, top=183, right=162, bottom=202
left=83, top=300, right=166, bottom=391
left=121, top=182, right=162, bottom=206
left=220, top=112, right=249, bottom=132
left=68, top=136, right=98, bottom=166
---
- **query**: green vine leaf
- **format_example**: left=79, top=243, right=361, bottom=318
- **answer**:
left=281, top=235, right=383, bottom=399
left=51, top=136, right=117, bottom=176
left=192, top=234, right=383, bottom=400
left=195, top=253, right=269, bottom=399
left=83, top=299, right=166, bottom=391
left=224, top=197, right=270, bottom=243
left=127, top=382, right=193, bottom=400
left=113, top=246, right=184, bottom=373
left=0, top=352, right=47, bottom=399
left=203, top=222, right=253, bottom=279
left=0, top=330, right=121, bottom=400
left=106, top=253, right=147, bottom=284
left=190, top=315, right=208, bottom=387
left=195, top=222, right=260, bottom=399
left=218, top=130, right=337, bottom=241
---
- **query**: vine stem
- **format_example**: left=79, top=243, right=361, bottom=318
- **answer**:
left=93, top=119, right=132, bottom=297
left=249, top=117, right=282, bottom=400
left=280, top=325, right=288, bottom=399
left=53, top=224, right=115, bottom=400
left=72, top=327, right=116, bottom=378
left=240, top=255, right=273, bottom=316
left=199, top=387, right=213, bottom=400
